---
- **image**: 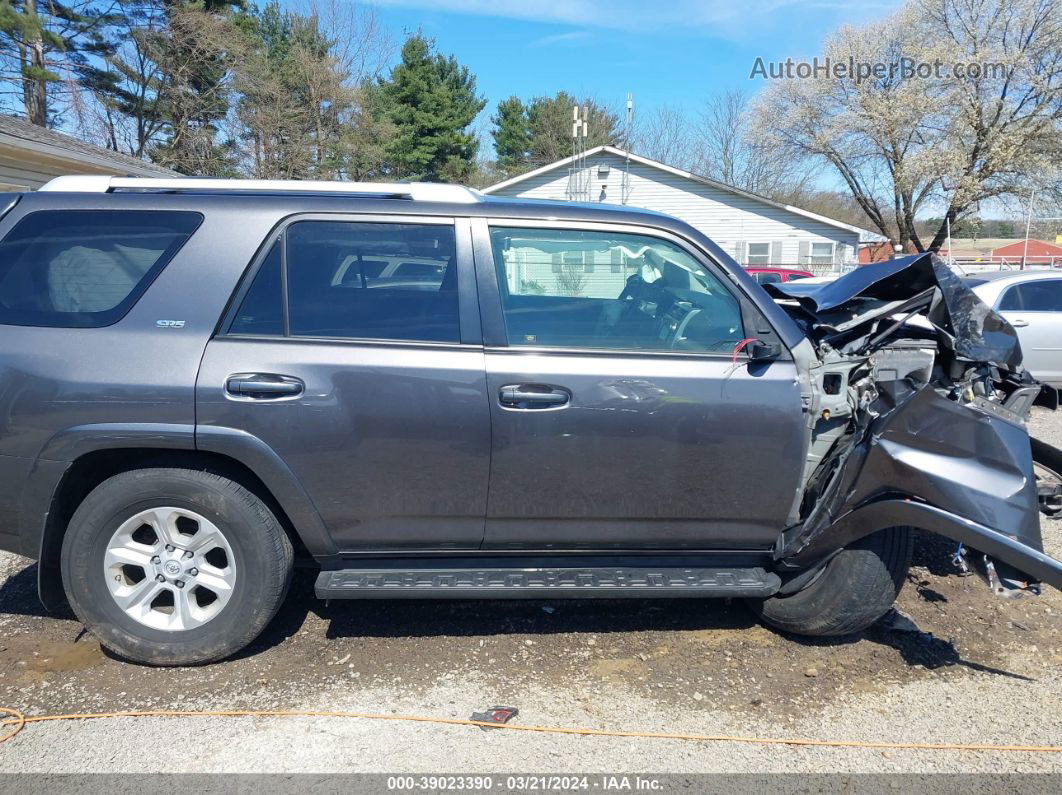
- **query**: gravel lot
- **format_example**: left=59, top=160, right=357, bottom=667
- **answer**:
left=1, top=409, right=1062, bottom=774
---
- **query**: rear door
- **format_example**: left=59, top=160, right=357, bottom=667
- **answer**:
left=474, top=219, right=806, bottom=550
left=997, top=279, right=1062, bottom=385
left=196, top=215, right=491, bottom=550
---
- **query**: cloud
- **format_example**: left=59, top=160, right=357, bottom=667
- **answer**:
left=529, top=31, right=592, bottom=47
left=367, top=0, right=834, bottom=30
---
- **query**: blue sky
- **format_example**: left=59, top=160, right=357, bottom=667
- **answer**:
left=365, top=0, right=903, bottom=128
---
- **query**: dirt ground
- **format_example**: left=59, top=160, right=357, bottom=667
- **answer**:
left=3, top=534, right=1060, bottom=720
left=1, top=409, right=1061, bottom=774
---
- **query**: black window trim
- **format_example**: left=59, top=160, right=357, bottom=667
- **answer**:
left=475, top=217, right=790, bottom=361
left=0, top=208, right=203, bottom=329
left=220, top=212, right=480, bottom=347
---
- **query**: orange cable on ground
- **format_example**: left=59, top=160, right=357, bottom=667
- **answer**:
left=2, top=705, right=1062, bottom=753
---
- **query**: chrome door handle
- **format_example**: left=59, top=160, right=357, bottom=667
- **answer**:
left=1010, top=318, right=1030, bottom=328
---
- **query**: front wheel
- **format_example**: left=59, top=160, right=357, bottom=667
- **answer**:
left=61, top=467, right=293, bottom=665
left=749, top=526, right=913, bottom=637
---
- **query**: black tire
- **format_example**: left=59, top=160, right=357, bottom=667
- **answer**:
left=61, top=467, right=293, bottom=665
left=750, top=526, right=913, bottom=637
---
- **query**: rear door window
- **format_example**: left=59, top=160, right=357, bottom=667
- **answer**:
left=230, top=220, right=460, bottom=343
left=0, top=210, right=201, bottom=328
left=999, top=280, right=1062, bottom=312
left=229, top=242, right=283, bottom=336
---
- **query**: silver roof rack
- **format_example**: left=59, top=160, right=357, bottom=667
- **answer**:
left=38, top=175, right=482, bottom=203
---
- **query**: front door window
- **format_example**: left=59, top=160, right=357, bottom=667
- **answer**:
left=489, top=227, right=744, bottom=354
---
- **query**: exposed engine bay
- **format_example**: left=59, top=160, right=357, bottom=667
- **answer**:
left=763, top=253, right=1062, bottom=598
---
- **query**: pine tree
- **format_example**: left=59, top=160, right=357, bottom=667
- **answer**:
left=375, top=33, right=485, bottom=182
left=235, top=0, right=349, bottom=178
left=76, top=0, right=169, bottom=156
left=491, top=95, right=530, bottom=176
left=526, top=91, right=619, bottom=166
left=0, top=0, right=116, bottom=126
left=148, top=0, right=244, bottom=176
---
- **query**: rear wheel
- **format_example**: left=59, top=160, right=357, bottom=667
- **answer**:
left=61, top=468, right=293, bottom=665
left=750, top=526, right=913, bottom=637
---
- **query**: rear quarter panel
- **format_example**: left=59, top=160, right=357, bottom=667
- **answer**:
left=0, top=193, right=288, bottom=557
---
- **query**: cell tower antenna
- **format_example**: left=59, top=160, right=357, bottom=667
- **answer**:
left=567, top=103, right=592, bottom=201
left=568, top=104, right=587, bottom=201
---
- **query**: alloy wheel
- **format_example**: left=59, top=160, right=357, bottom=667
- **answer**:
left=103, top=507, right=237, bottom=631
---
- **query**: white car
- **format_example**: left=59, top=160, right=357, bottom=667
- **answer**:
left=966, top=270, right=1062, bottom=388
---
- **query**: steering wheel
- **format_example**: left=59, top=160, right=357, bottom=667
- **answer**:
left=595, top=274, right=650, bottom=339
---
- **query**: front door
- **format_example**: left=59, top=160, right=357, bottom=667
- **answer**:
left=476, top=221, right=806, bottom=550
left=196, top=216, right=490, bottom=550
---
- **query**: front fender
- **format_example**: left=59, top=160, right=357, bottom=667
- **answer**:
left=777, top=388, right=1060, bottom=592
left=783, top=498, right=1062, bottom=592
left=851, top=387, right=1042, bottom=548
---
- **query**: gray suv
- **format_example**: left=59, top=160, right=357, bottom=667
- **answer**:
left=1, top=175, right=1060, bottom=665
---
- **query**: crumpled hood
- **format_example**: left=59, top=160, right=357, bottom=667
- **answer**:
left=764, top=253, right=1023, bottom=370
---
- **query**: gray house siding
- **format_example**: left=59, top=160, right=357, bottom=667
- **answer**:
left=487, top=150, right=866, bottom=269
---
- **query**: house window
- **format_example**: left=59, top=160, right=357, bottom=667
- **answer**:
left=810, top=242, right=834, bottom=265
left=747, top=243, right=770, bottom=265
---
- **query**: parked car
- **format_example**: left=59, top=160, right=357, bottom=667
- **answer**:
left=965, top=271, right=1062, bottom=389
left=745, top=266, right=814, bottom=285
left=0, top=176, right=1059, bottom=665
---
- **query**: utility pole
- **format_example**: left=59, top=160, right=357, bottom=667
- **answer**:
left=623, top=93, right=633, bottom=205
left=1022, top=189, right=1036, bottom=270
left=945, top=216, right=953, bottom=271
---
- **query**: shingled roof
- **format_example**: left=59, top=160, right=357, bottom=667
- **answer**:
left=0, top=115, right=177, bottom=177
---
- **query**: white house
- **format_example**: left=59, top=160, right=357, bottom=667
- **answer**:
left=484, top=145, right=882, bottom=272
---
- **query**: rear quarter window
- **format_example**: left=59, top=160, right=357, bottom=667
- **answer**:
left=0, top=210, right=202, bottom=328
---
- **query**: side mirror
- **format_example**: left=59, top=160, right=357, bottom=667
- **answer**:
left=746, top=341, right=781, bottom=361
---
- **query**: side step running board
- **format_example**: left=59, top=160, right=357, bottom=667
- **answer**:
left=316, top=561, right=780, bottom=600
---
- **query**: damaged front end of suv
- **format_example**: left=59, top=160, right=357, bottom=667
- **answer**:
left=765, top=253, right=1062, bottom=598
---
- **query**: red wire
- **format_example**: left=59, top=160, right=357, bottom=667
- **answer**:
left=731, top=337, right=760, bottom=363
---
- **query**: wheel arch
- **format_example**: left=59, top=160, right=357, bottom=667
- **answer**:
left=34, top=440, right=332, bottom=609
left=777, top=496, right=1062, bottom=593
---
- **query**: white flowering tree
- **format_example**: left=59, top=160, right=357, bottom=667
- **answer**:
left=753, top=0, right=1062, bottom=252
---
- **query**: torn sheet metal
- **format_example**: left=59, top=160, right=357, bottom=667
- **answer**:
left=767, top=253, right=1062, bottom=595
left=766, top=253, right=1023, bottom=369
